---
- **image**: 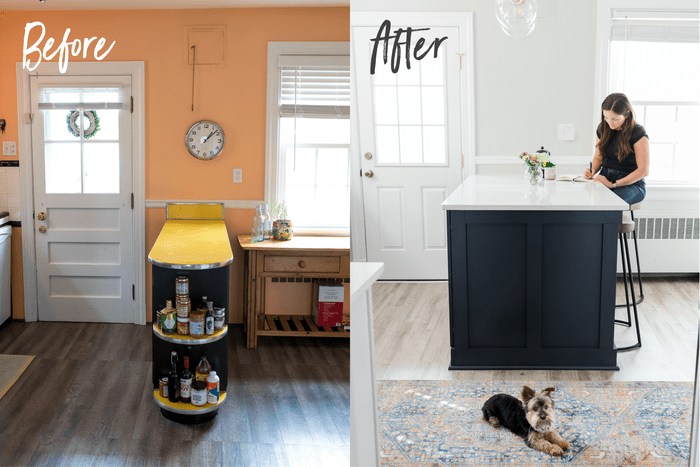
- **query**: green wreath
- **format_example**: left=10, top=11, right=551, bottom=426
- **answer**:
left=66, top=110, right=101, bottom=139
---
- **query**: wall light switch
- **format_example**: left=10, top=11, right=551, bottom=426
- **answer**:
left=233, top=168, right=242, bottom=183
left=2, top=141, right=17, bottom=156
left=558, top=124, right=575, bottom=141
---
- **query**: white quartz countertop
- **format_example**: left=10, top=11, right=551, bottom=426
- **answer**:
left=442, top=175, right=630, bottom=211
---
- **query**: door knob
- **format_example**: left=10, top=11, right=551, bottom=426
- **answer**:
left=364, top=170, right=374, bottom=178
left=298, top=260, right=306, bottom=268
left=38, top=226, right=47, bottom=234
left=37, top=212, right=46, bottom=221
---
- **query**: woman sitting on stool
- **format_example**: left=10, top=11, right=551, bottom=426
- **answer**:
left=584, top=93, right=649, bottom=205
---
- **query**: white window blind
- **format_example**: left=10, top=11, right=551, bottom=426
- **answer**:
left=37, top=85, right=127, bottom=110
left=611, top=9, right=699, bottom=43
left=279, top=55, right=350, bottom=119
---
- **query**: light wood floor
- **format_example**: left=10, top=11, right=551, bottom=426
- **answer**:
left=0, top=323, right=349, bottom=467
left=373, top=276, right=698, bottom=382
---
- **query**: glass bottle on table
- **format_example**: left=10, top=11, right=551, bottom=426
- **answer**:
left=251, top=205, right=263, bottom=242
left=261, top=204, right=272, bottom=240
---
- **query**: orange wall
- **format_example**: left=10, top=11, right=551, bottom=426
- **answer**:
left=0, top=7, right=349, bottom=323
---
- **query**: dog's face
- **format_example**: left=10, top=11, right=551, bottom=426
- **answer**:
left=521, top=386, right=556, bottom=433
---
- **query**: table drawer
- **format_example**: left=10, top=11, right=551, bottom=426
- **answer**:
left=264, top=255, right=340, bottom=273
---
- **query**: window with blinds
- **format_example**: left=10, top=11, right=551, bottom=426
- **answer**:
left=276, top=54, right=351, bottom=231
left=608, top=9, right=699, bottom=183
left=279, top=56, right=350, bottom=119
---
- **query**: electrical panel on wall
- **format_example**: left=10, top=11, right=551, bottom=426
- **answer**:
left=187, top=27, right=225, bottom=65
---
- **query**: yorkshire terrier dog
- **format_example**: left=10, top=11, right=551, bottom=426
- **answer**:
left=482, top=386, right=570, bottom=456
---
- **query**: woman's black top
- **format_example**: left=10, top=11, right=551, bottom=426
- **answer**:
left=596, top=123, right=648, bottom=173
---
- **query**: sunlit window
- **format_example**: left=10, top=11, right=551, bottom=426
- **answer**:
left=608, top=11, right=699, bottom=184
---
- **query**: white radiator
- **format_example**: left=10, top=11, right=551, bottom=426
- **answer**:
left=617, top=216, right=699, bottom=274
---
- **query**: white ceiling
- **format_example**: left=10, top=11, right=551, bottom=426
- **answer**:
left=0, top=0, right=348, bottom=10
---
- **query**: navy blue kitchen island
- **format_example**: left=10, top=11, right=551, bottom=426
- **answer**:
left=442, top=176, right=629, bottom=370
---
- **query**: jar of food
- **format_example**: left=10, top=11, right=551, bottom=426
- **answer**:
left=190, top=381, right=208, bottom=406
left=177, top=317, right=190, bottom=336
left=159, top=377, right=169, bottom=398
left=176, top=296, right=190, bottom=319
left=213, top=307, right=225, bottom=330
left=175, top=276, right=189, bottom=295
left=189, top=308, right=205, bottom=338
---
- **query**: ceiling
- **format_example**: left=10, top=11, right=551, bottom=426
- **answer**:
left=0, top=0, right=348, bottom=10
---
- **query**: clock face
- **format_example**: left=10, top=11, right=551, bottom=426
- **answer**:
left=186, top=120, right=225, bottom=160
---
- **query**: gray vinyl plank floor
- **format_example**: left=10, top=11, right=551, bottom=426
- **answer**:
left=0, top=324, right=349, bottom=467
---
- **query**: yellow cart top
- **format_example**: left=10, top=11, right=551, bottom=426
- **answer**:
left=149, top=219, right=233, bottom=270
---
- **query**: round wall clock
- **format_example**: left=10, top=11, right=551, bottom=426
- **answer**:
left=185, top=120, right=225, bottom=160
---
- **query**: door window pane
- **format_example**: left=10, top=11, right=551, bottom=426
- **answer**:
left=86, top=109, right=119, bottom=141
left=43, top=108, right=121, bottom=194
left=398, top=86, right=422, bottom=125
left=45, top=143, right=81, bottom=194
left=372, top=44, right=447, bottom=165
left=376, top=126, right=400, bottom=164
left=83, top=143, right=120, bottom=193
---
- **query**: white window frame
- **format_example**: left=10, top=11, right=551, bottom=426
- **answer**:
left=265, top=41, right=351, bottom=236
left=594, top=0, right=700, bottom=197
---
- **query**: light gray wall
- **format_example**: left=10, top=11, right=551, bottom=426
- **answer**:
left=352, top=0, right=599, bottom=174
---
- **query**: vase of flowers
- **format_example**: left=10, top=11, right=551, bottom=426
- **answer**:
left=272, top=201, right=293, bottom=241
left=520, top=151, right=549, bottom=185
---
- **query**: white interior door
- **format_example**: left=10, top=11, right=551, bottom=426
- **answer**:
left=354, top=22, right=468, bottom=280
left=30, top=75, right=135, bottom=322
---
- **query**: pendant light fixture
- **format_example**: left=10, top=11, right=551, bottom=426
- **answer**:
left=495, top=0, right=538, bottom=39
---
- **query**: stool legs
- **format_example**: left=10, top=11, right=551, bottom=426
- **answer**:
left=616, top=233, right=642, bottom=352
left=616, top=211, right=644, bottom=307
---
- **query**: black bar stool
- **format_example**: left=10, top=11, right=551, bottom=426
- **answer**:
left=616, top=214, right=641, bottom=352
left=616, top=202, right=644, bottom=307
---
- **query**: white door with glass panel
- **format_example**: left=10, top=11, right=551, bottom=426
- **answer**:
left=354, top=24, right=467, bottom=280
left=31, top=75, right=135, bottom=322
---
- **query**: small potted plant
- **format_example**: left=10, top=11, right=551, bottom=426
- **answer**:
left=272, top=201, right=293, bottom=241
left=542, top=160, right=556, bottom=180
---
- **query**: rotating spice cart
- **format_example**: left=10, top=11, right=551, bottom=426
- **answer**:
left=148, top=203, right=232, bottom=424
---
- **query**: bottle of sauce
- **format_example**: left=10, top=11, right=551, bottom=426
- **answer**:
left=176, top=295, right=190, bottom=319
left=205, top=301, right=215, bottom=335
left=206, top=370, right=220, bottom=404
left=197, top=295, right=209, bottom=314
left=168, top=351, right=180, bottom=403
left=161, top=300, right=177, bottom=334
left=195, top=354, right=211, bottom=383
left=180, top=350, right=193, bottom=403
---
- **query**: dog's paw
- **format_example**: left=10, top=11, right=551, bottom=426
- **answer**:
left=549, top=446, right=564, bottom=456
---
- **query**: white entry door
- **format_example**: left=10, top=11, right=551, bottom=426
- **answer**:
left=30, top=75, right=135, bottom=322
left=353, top=18, right=473, bottom=280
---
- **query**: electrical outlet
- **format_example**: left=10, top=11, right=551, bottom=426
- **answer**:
left=233, top=168, right=242, bottom=183
left=558, top=124, right=574, bottom=141
left=2, top=141, right=17, bottom=156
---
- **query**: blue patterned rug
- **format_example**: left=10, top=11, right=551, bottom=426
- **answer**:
left=378, top=380, right=693, bottom=466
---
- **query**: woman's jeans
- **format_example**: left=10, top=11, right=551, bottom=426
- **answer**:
left=599, top=167, right=646, bottom=205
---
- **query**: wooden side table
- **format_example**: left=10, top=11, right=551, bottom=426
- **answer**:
left=238, top=235, right=350, bottom=348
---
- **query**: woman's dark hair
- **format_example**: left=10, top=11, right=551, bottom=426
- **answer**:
left=597, top=93, right=636, bottom=162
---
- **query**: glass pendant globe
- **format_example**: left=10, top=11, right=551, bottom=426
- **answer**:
left=495, top=0, right=538, bottom=39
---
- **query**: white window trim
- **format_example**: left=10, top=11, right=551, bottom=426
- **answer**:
left=265, top=41, right=350, bottom=236
left=594, top=0, right=700, bottom=195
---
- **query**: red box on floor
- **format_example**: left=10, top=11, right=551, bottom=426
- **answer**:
left=313, top=282, right=344, bottom=327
